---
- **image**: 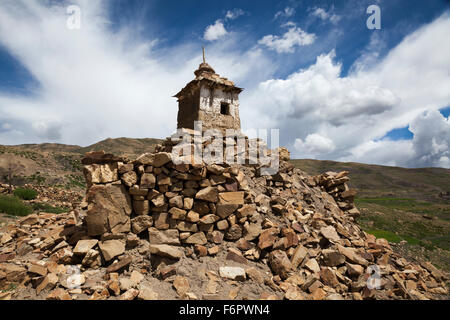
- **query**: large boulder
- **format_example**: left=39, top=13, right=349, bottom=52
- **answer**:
left=83, top=163, right=119, bottom=186
left=195, top=187, right=218, bottom=202
left=136, top=152, right=172, bottom=167
left=86, top=183, right=132, bottom=236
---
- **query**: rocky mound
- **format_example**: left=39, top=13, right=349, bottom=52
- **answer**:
left=0, top=146, right=448, bottom=300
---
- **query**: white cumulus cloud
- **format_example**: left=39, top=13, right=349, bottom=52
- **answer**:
left=409, top=110, right=450, bottom=168
left=294, top=133, right=336, bottom=157
left=258, top=24, right=316, bottom=53
left=253, top=50, right=399, bottom=125
left=204, top=20, right=228, bottom=41
left=245, top=12, right=450, bottom=168
left=0, top=0, right=273, bottom=147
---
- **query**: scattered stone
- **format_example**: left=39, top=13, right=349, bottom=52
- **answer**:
left=46, top=288, right=72, bottom=300
left=194, top=245, right=208, bottom=257
left=268, top=250, right=292, bottom=279
left=216, top=204, right=239, bottom=219
left=148, top=228, right=180, bottom=245
left=228, top=287, right=239, bottom=300
left=224, top=224, right=243, bottom=241
left=138, top=284, right=159, bottom=300
left=195, top=187, right=218, bottom=203
left=236, top=238, right=254, bottom=251
left=2, top=142, right=446, bottom=302
left=28, top=263, right=48, bottom=277
left=98, top=240, right=125, bottom=262
left=337, top=245, right=369, bottom=266
left=346, top=263, right=364, bottom=277
left=36, top=273, right=59, bottom=294
left=159, top=266, right=176, bottom=279
left=119, top=288, right=139, bottom=300
left=219, top=267, right=246, bottom=281
left=285, top=286, right=305, bottom=300
left=185, top=232, right=207, bottom=245
left=149, top=244, right=183, bottom=260
left=291, top=245, right=308, bottom=269
left=305, top=258, right=321, bottom=273
left=258, top=228, right=278, bottom=250
left=206, top=280, right=218, bottom=294
left=218, top=192, right=244, bottom=205
left=320, top=268, right=339, bottom=287
left=73, top=239, right=98, bottom=256
left=106, top=256, right=132, bottom=273
left=226, top=248, right=247, bottom=264
left=320, top=226, right=341, bottom=242
left=208, top=246, right=219, bottom=256
left=322, top=249, right=346, bottom=267
left=245, top=267, right=264, bottom=284
left=173, top=276, right=190, bottom=296
left=82, top=249, right=101, bottom=268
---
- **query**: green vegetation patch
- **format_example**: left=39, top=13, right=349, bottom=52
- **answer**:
left=31, top=202, right=69, bottom=214
left=365, top=229, right=403, bottom=243
left=13, top=187, right=38, bottom=200
left=64, top=174, right=86, bottom=189
left=1, top=283, right=17, bottom=293
left=0, top=195, right=32, bottom=216
left=355, top=197, right=432, bottom=208
left=357, top=198, right=450, bottom=252
left=355, top=197, right=445, bottom=218
left=27, top=173, right=47, bottom=185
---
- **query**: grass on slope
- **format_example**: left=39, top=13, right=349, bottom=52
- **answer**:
left=364, top=229, right=403, bottom=243
left=356, top=198, right=450, bottom=272
left=0, top=195, right=69, bottom=216
left=0, top=195, right=32, bottom=216
left=13, top=188, right=38, bottom=200
left=31, top=202, right=69, bottom=214
left=356, top=198, right=450, bottom=250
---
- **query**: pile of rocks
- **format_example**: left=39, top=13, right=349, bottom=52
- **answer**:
left=313, top=171, right=360, bottom=219
left=82, top=149, right=264, bottom=255
left=0, top=183, right=82, bottom=208
left=155, top=130, right=278, bottom=166
left=23, top=184, right=83, bottom=209
left=0, top=147, right=448, bottom=300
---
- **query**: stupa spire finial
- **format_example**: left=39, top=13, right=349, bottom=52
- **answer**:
left=202, top=46, right=206, bottom=64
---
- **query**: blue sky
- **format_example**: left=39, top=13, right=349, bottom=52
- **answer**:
left=0, top=0, right=449, bottom=168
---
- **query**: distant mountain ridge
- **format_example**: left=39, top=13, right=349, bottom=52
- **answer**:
left=7, top=137, right=163, bottom=158
left=1, top=137, right=449, bottom=199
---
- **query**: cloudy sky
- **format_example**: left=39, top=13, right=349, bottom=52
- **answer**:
left=0, top=0, right=449, bottom=168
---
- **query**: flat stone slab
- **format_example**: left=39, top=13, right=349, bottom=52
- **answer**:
left=73, top=240, right=98, bottom=256
left=219, top=266, right=246, bottom=281
left=149, top=244, right=183, bottom=260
